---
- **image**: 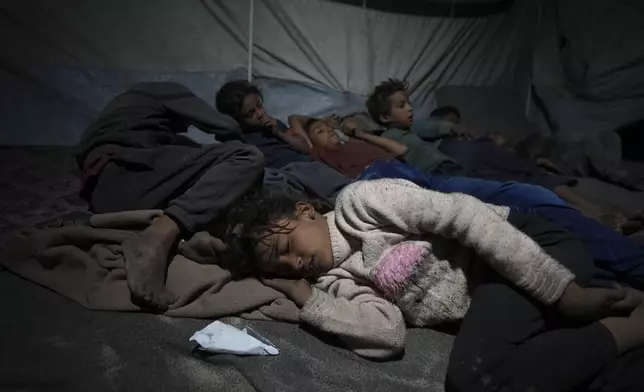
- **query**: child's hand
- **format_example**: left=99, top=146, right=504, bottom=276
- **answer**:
left=261, top=278, right=313, bottom=307
left=341, top=120, right=358, bottom=137
left=324, top=115, right=341, bottom=129
left=261, top=117, right=279, bottom=134
left=177, top=232, right=227, bottom=264
left=451, top=124, right=476, bottom=140
left=556, top=282, right=641, bottom=321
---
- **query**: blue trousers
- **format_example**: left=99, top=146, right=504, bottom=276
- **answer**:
left=360, top=160, right=644, bottom=288
left=264, top=161, right=352, bottom=206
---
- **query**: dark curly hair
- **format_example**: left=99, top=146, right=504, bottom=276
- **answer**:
left=225, top=185, right=331, bottom=275
left=430, top=106, right=461, bottom=120
left=215, top=80, right=262, bottom=119
left=366, top=79, right=408, bottom=125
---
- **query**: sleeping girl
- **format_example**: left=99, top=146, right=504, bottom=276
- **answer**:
left=231, top=178, right=644, bottom=391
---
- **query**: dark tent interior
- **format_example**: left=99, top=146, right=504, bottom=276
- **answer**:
left=1, top=0, right=644, bottom=391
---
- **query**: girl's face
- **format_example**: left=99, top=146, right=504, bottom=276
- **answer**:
left=253, top=203, right=334, bottom=278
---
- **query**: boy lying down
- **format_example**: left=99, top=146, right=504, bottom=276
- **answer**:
left=230, top=179, right=644, bottom=391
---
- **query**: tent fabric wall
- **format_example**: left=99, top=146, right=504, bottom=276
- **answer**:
left=0, top=0, right=537, bottom=92
left=532, top=0, right=644, bottom=141
left=250, top=0, right=537, bottom=94
left=2, top=0, right=642, bottom=146
left=0, top=0, right=538, bottom=145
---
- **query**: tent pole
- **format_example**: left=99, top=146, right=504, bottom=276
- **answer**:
left=247, top=0, right=255, bottom=82
left=525, top=0, right=544, bottom=118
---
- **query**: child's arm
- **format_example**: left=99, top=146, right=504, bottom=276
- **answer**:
left=414, top=119, right=476, bottom=141
left=342, top=120, right=407, bottom=157
left=261, top=116, right=311, bottom=154
left=335, top=179, right=575, bottom=306
left=262, top=275, right=406, bottom=359
left=285, top=115, right=315, bottom=153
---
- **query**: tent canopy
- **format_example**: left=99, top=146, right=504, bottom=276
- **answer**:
left=0, top=0, right=642, bottom=145
left=331, top=0, right=514, bottom=17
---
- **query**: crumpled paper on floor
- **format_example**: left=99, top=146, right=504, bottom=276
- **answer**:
left=190, top=320, right=279, bottom=356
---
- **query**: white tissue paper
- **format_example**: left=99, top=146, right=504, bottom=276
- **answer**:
left=190, top=320, right=279, bottom=356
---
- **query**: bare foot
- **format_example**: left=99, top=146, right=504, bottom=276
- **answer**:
left=122, top=215, right=181, bottom=311
left=600, top=212, right=627, bottom=233
left=600, top=289, right=644, bottom=354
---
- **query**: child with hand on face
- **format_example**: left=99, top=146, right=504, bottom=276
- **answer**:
left=231, top=179, right=644, bottom=392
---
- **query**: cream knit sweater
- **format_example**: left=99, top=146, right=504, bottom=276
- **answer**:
left=299, top=179, right=575, bottom=359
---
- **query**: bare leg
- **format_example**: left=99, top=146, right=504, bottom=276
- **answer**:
left=122, top=215, right=181, bottom=311
left=553, top=185, right=627, bottom=231
left=600, top=290, right=644, bottom=353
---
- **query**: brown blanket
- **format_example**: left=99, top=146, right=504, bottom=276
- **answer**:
left=0, top=210, right=299, bottom=322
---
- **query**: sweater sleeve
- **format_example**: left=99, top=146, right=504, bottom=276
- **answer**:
left=300, top=276, right=406, bottom=359
left=127, top=82, right=241, bottom=141
left=335, top=179, right=575, bottom=305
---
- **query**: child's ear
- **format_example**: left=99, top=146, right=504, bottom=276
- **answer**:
left=379, top=113, right=391, bottom=125
left=294, top=202, right=316, bottom=220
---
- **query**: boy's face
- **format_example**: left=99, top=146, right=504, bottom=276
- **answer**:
left=238, top=93, right=272, bottom=131
left=381, top=90, right=413, bottom=129
left=253, top=203, right=334, bottom=279
left=309, top=120, right=340, bottom=149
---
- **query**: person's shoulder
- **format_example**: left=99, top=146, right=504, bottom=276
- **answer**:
left=411, top=118, right=435, bottom=131
left=337, top=178, right=421, bottom=206
left=381, top=128, right=401, bottom=136
left=396, top=129, right=423, bottom=143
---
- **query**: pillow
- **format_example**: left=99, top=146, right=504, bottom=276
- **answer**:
left=257, top=77, right=366, bottom=124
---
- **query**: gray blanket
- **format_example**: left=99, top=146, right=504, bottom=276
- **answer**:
left=0, top=272, right=454, bottom=392
left=0, top=209, right=299, bottom=322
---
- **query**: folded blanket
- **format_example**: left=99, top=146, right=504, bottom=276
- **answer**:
left=0, top=210, right=299, bottom=322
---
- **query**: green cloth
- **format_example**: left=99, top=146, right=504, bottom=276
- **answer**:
left=382, top=119, right=459, bottom=173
